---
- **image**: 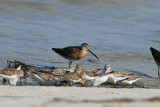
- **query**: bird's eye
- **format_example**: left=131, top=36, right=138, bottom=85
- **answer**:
left=85, top=46, right=88, bottom=48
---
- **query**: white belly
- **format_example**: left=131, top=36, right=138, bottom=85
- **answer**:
left=70, top=78, right=81, bottom=83
left=121, top=80, right=137, bottom=85
left=82, top=75, right=95, bottom=81
left=93, top=75, right=109, bottom=86
left=108, top=74, right=128, bottom=83
left=0, top=74, right=18, bottom=79
left=8, top=78, right=19, bottom=86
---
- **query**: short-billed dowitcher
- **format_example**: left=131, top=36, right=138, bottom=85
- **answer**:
left=52, top=43, right=99, bottom=68
left=150, top=47, right=160, bottom=78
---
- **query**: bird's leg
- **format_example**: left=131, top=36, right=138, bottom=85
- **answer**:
left=113, top=81, right=117, bottom=88
left=69, top=60, right=72, bottom=68
left=20, top=78, right=22, bottom=85
left=68, top=82, right=73, bottom=86
left=131, top=84, right=133, bottom=88
left=7, top=60, right=9, bottom=67
left=25, top=78, right=26, bottom=85
left=158, top=67, right=160, bottom=78
left=2, top=79, right=7, bottom=85
left=122, top=84, right=125, bottom=88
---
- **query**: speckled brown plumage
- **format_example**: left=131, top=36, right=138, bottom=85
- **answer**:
left=62, top=72, right=86, bottom=85
left=84, top=70, right=101, bottom=77
left=32, top=71, right=54, bottom=81
left=52, top=68, right=74, bottom=76
left=125, top=76, right=142, bottom=81
left=75, top=64, right=101, bottom=78
left=52, top=46, right=87, bottom=61
left=89, top=68, right=101, bottom=74
left=0, top=68, right=25, bottom=76
left=63, top=72, right=80, bottom=80
left=112, top=71, right=133, bottom=77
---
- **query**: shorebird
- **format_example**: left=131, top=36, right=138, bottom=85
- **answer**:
left=120, top=76, right=142, bottom=85
left=96, top=64, right=111, bottom=74
left=62, top=72, right=86, bottom=86
left=75, top=64, right=104, bottom=86
left=93, top=64, right=113, bottom=86
left=51, top=67, right=85, bottom=86
left=109, top=71, right=133, bottom=84
left=93, top=73, right=112, bottom=86
left=7, top=60, right=14, bottom=68
left=52, top=43, right=99, bottom=68
left=102, top=65, right=133, bottom=84
left=51, top=69, right=70, bottom=86
left=75, top=64, right=99, bottom=81
left=0, top=65, right=24, bottom=86
left=31, top=71, right=54, bottom=85
left=20, top=67, right=35, bottom=84
left=52, top=68, right=75, bottom=76
left=150, top=47, right=160, bottom=78
left=6, top=60, right=35, bottom=84
left=2, top=78, right=7, bottom=85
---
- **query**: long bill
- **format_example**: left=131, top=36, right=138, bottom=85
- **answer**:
left=88, top=50, right=99, bottom=59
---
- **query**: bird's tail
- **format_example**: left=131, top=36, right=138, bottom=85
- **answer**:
left=52, top=48, right=59, bottom=52
left=52, top=48, right=63, bottom=55
left=150, top=47, right=160, bottom=55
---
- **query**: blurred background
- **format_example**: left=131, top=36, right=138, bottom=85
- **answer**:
left=0, top=0, right=160, bottom=77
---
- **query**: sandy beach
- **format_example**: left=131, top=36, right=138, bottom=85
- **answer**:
left=0, top=86, right=160, bottom=107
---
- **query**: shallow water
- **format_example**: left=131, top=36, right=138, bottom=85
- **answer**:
left=0, top=0, right=160, bottom=78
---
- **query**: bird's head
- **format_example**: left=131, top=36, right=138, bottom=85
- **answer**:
left=75, top=64, right=83, bottom=73
left=104, top=64, right=111, bottom=73
left=81, top=43, right=99, bottom=59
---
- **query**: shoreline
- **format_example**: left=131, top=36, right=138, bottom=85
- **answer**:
left=0, top=86, right=160, bottom=107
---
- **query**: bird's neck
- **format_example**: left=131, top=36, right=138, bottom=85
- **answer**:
left=104, top=68, right=111, bottom=73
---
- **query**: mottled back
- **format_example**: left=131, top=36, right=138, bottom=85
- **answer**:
left=32, top=71, right=54, bottom=81
left=52, top=46, right=86, bottom=60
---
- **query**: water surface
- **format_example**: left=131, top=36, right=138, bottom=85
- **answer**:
left=0, top=0, right=160, bottom=78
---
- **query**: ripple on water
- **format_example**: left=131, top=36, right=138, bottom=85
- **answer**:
left=150, top=40, right=160, bottom=44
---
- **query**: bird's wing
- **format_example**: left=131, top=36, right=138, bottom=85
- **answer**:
left=52, top=46, right=81, bottom=59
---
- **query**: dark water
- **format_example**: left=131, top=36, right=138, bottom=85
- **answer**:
left=0, top=0, right=160, bottom=78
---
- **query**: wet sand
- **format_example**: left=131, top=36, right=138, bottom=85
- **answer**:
left=0, top=86, right=160, bottom=107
